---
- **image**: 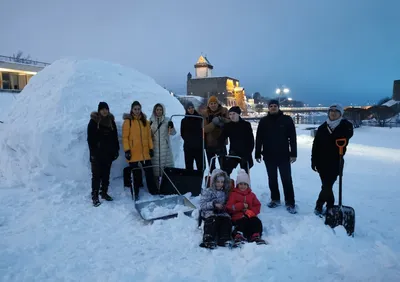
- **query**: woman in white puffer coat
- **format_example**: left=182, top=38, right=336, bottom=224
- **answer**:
left=150, top=103, right=177, bottom=186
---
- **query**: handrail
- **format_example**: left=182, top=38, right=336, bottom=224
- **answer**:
left=0, top=55, right=50, bottom=68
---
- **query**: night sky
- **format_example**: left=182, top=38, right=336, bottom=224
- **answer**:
left=2, top=0, right=399, bottom=106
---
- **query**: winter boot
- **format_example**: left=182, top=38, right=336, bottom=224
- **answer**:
left=286, top=204, right=297, bottom=214
left=232, top=231, right=246, bottom=247
left=267, top=200, right=281, bottom=208
left=200, top=235, right=217, bottom=249
left=314, top=205, right=323, bottom=217
left=100, top=187, right=113, bottom=201
left=250, top=233, right=267, bottom=245
left=92, top=191, right=101, bottom=207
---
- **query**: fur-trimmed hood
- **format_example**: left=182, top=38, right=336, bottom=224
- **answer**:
left=150, top=103, right=167, bottom=122
left=122, top=112, right=147, bottom=120
left=90, top=111, right=115, bottom=123
left=210, top=169, right=231, bottom=192
left=90, top=111, right=115, bottom=129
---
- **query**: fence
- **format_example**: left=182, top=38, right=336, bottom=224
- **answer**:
left=0, top=55, right=50, bottom=68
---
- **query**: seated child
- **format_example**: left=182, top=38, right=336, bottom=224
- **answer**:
left=226, top=169, right=266, bottom=245
left=199, top=169, right=232, bottom=249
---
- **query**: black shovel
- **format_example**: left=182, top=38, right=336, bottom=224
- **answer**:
left=325, top=138, right=356, bottom=237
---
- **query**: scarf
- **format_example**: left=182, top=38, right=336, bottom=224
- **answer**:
left=326, top=117, right=342, bottom=133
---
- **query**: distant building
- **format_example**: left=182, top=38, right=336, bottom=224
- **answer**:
left=393, top=80, right=400, bottom=101
left=0, top=55, right=49, bottom=92
left=186, top=55, right=246, bottom=113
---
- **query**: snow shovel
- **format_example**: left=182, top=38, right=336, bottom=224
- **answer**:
left=325, top=138, right=355, bottom=237
left=133, top=164, right=197, bottom=222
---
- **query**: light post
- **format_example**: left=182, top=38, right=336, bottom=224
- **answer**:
left=275, top=86, right=290, bottom=104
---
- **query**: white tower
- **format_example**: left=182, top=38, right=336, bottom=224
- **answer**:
left=194, top=55, right=213, bottom=78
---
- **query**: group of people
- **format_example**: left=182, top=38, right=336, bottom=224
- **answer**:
left=184, top=96, right=298, bottom=213
left=87, top=96, right=354, bottom=245
left=195, top=97, right=353, bottom=248
left=87, top=101, right=176, bottom=206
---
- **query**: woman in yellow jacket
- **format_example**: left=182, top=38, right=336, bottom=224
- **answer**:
left=122, top=101, right=158, bottom=200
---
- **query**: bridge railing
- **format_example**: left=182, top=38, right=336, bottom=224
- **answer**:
left=0, top=55, right=50, bottom=68
left=279, top=107, right=329, bottom=111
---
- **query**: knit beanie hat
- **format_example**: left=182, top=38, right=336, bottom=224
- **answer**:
left=229, top=106, right=241, bottom=115
left=328, top=103, right=344, bottom=116
left=268, top=99, right=279, bottom=107
left=236, top=169, right=250, bottom=186
left=208, top=96, right=218, bottom=105
left=98, top=102, right=109, bottom=112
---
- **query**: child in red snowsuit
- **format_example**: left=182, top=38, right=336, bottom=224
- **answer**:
left=226, top=169, right=266, bottom=244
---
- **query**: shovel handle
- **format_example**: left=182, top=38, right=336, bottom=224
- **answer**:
left=336, top=138, right=347, bottom=156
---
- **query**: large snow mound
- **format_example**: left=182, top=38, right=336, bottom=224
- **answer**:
left=0, top=92, right=18, bottom=122
left=0, top=58, right=184, bottom=187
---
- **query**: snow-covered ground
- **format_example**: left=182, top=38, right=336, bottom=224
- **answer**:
left=1, top=59, right=400, bottom=281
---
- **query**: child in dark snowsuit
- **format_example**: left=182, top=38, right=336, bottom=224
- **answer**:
left=226, top=169, right=266, bottom=245
left=199, top=169, right=232, bottom=249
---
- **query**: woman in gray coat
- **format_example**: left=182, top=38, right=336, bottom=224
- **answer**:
left=150, top=103, right=176, bottom=187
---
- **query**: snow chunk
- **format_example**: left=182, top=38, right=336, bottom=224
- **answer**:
left=139, top=201, right=192, bottom=220
left=0, top=58, right=184, bottom=187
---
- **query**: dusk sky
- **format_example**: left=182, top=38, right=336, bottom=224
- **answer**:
left=2, top=0, right=400, bottom=105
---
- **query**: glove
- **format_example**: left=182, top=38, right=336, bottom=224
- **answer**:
left=245, top=210, right=256, bottom=218
left=149, top=149, right=154, bottom=158
left=125, top=150, right=131, bottom=161
left=212, top=116, right=222, bottom=126
left=168, top=121, right=174, bottom=128
left=113, top=152, right=119, bottom=161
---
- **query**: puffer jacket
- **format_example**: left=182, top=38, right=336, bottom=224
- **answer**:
left=122, top=113, right=153, bottom=163
left=226, top=186, right=261, bottom=221
left=150, top=104, right=177, bottom=177
left=199, top=169, right=231, bottom=219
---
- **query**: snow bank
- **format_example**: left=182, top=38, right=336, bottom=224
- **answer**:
left=0, top=58, right=185, bottom=188
left=0, top=92, right=17, bottom=122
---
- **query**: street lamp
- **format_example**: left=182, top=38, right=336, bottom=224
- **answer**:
left=275, top=86, right=290, bottom=104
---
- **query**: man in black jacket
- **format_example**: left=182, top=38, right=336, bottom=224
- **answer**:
left=222, top=106, right=254, bottom=176
left=181, top=102, right=204, bottom=171
left=312, top=103, right=353, bottom=216
left=87, top=102, right=120, bottom=207
left=255, top=99, right=297, bottom=214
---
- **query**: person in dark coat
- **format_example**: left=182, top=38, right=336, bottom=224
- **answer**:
left=312, top=103, right=354, bottom=216
left=255, top=99, right=297, bottom=214
left=180, top=102, right=204, bottom=171
left=222, top=106, right=254, bottom=176
left=87, top=102, right=119, bottom=207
